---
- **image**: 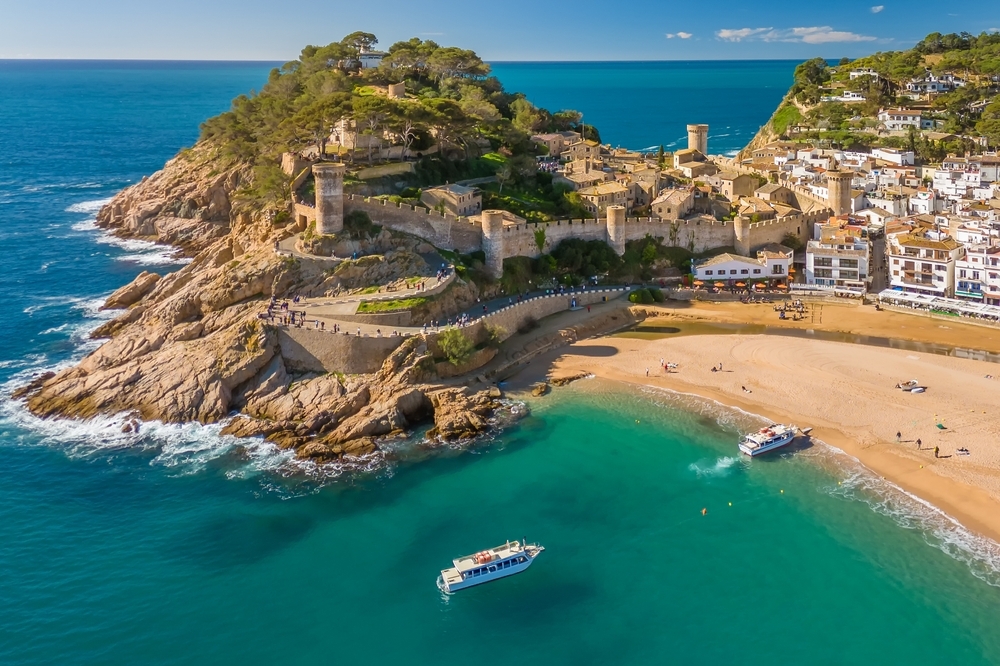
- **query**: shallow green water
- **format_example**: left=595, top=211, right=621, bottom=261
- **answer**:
left=5, top=383, right=1000, bottom=664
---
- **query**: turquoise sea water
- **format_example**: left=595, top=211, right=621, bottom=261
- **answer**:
left=3, top=60, right=1000, bottom=664
left=489, top=60, right=796, bottom=153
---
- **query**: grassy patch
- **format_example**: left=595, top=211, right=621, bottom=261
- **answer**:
left=357, top=297, right=429, bottom=313
left=771, top=103, right=803, bottom=136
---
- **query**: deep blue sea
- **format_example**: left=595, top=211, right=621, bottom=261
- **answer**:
left=489, top=60, right=795, bottom=153
left=4, top=60, right=1000, bottom=665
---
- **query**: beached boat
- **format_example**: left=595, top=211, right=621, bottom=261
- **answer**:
left=739, top=424, right=797, bottom=457
left=437, top=540, right=544, bottom=593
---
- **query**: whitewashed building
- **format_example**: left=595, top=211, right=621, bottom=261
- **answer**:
left=955, top=245, right=1000, bottom=305
left=887, top=229, right=964, bottom=297
left=693, top=251, right=791, bottom=283
left=805, top=225, right=870, bottom=290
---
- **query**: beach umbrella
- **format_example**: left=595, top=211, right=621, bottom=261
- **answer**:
left=714, top=281, right=725, bottom=288
left=693, top=280, right=704, bottom=286
left=754, top=282, right=765, bottom=290
left=777, top=284, right=789, bottom=290
left=735, top=282, right=746, bottom=287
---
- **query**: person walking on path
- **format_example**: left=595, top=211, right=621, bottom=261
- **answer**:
left=895, top=431, right=901, bottom=443
left=916, top=438, right=922, bottom=450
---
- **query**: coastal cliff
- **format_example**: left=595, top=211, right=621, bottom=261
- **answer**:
left=17, top=146, right=506, bottom=463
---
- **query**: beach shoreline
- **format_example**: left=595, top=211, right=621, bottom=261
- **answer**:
left=505, top=301, right=1000, bottom=544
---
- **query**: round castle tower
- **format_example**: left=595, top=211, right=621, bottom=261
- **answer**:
left=312, top=163, right=347, bottom=235
left=606, top=205, right=626, bottom=256
left=687, top=124, right=709, bottom=154
left=733, top=215, right=751, bottom=257
left=825, top=170, right=853, bottom=217
left=481, top=210, right=506, bottom=279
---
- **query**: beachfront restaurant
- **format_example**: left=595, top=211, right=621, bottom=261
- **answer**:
left=692, top=252, right=791, bottom=288
left=877, top=288, right=1000, bottom=322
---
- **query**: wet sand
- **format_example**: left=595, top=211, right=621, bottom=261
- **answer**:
left=509, top=300, right=1000, bottom=542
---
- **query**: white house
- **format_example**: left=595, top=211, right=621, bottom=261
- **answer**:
left=877, top=109, right=936, bottom=131
left=693, top=251, right=791, bottom=283
left=865, top=191, right=909, bottom=217
left=872, top=147, right=915, bottom=166
left=849, top=68, right=880, bottom=80
left=358, top=48, right=386, bottom=69
left=909, top=188, right=938, bottom=215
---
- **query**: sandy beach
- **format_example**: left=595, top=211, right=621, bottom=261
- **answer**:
left=513, top=300, right=1000, bottom=542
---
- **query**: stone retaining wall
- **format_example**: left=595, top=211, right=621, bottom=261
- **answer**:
left=278, top=328, right=404, bottom=375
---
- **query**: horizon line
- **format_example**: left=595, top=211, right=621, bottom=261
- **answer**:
left=0, top=56, right=809, bottom=64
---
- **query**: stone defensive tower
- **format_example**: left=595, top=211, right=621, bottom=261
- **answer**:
left=733, top=215, right=751, bottom=257
left=825, top=170, right=853, bottom=217
left=687, top=124, right=709, bottom=154
left=481, top=210, right=506, bottom=279
left=313, top=162, right=347, bottom=235
left=606, top=205, right=626, bottom=255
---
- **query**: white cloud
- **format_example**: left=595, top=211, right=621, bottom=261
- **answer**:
left=791, top=26, right=877, bottom=43
left=716, top=26, right=876, bottom=43
left=871, top=5, right=884, bottom=13
left=716, top=27, right=774, bottom=41
left=666, top=32, right=693, bottom=39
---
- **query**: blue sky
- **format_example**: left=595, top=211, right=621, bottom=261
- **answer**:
left=0, top=0, right=997, bottom=60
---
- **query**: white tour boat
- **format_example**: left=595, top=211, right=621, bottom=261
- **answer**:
left=739, top=424, right=798, bottom=457
left=437, top=539, right=544, bottom=593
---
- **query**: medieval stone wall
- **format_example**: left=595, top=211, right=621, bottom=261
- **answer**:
left=344, top=195, right=482, bottom=253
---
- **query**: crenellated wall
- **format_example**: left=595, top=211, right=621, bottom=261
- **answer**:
left=313, top=188, right=822, bottom=269
left=344, top=195, right=482, bottom=253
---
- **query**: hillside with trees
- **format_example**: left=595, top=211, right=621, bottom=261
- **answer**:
left=756, top=31, right=1000, bottom=157
left=196, top=31, right=593, bottom=218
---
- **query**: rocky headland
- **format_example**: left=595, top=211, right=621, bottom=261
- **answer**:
left=16, top=146, right=511, bottom=464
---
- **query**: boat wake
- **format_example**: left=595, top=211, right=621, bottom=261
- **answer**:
left=689, top=456, right=741, bottom=479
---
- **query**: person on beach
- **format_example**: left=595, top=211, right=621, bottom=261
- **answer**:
left=934, top=446, right=940, bottom=458
left=916, top=438, right=922, bottom=450
left=645, top=368, right=649, bottom=377
left=896, top=431, right=901, bottom=443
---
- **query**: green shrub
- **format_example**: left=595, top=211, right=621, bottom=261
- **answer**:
left=648, top=287, right=665, bottom=303
left=438, top=328, right=475, bottom=366
left=629, top=288, right=654, bottom=304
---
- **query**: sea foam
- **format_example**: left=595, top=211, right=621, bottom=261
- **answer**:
left=637, top=382, right=1000, bottom=588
